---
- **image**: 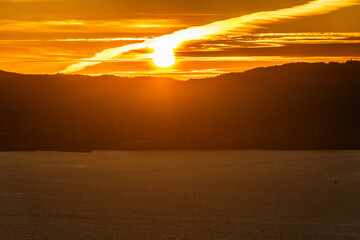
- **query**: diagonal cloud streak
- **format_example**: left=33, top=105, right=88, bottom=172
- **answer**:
left=60, top=0, right=360, bottom=73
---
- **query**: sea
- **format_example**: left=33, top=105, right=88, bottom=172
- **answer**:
left=1, top=150, right=359, bottom=239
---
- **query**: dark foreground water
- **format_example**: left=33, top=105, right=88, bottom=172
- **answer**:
left=0, top=150, right=359, bottom=240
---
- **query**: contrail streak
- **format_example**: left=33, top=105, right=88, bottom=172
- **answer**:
left=61, top=0, right=359, bottom=73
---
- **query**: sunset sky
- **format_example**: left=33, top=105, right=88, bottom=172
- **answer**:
left=1, top=0, right=359, bottom=78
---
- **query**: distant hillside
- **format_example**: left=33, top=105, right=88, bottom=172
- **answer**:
left=0, top=61, right=359, bottom=150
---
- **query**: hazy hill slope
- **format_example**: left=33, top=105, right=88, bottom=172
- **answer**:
left=0, top=61, right=359, bottom=150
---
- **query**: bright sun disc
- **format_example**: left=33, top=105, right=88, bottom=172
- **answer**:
left=152, top=49, right=176, bottom=68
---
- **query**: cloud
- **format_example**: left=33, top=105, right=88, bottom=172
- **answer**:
left=60, top=0, right=360, bottom=73
left=179, top=32, right=360, bottom=51
left=0, top=19, right=185, bottom=33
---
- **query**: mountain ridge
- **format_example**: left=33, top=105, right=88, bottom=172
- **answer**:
left=0, top=61, right=359, bottom=150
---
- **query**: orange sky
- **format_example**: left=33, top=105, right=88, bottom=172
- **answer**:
left=1, top=0, right=359, bottom=78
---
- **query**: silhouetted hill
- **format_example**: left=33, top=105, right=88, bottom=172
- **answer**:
left=0, top=61, right=359, bottom=150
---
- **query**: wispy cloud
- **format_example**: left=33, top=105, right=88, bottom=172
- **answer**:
left=180, top=32, right=360, bottom=50
left=0, top=19, right=185, bottom=33
left=60, top=0, right=360, bottom=73
left=54, top=37, right=153, bottom=42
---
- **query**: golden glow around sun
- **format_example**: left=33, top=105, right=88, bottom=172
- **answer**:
left=152, top=48, right=176, bottom=68
left=60, top=0, right=360, bottom=73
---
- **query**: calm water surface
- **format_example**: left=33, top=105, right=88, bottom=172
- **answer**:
left=0, top=150, right=359, bottom=239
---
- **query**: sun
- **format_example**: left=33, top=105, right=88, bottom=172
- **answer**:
left=152, top=48, right=176, bottom=68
